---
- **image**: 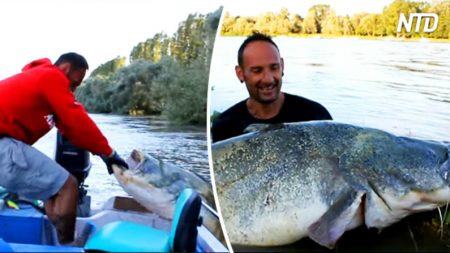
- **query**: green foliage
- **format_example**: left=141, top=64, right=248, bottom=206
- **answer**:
left=89, top=56, right=126, bottom=78
left=77, top=60, right=163, bottom=115
left=220, top=1, right=450, bottom=39
left=154, top=58, right=208, bottom=124
left=130, top=33, right=170, bottom=62
left=76, top=6, right=223, bottom=126
left=76, top=76, right=114, bottom=113
left=428, top=0, right=450, bottom=39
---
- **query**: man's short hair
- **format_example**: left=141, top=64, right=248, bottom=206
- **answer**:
left=54, top=52, right=89, bottom=70
left=237, top=32, right=280, bottom=67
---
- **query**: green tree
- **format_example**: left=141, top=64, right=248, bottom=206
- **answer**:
left=221, top=12, right=236, bottom=35
left=382, top=0, right=422, bottom=37
left=90, top=56, right=126, bottom=78
left=130, top=32, right=170, bottom=62
left=290, top=14, right=304, bottom=34
left=254, top=12, right=277, bottom=35
left=220, top=1, right=449, bottom=40
left=428, top=1, right=450, bottom=39
left=303, top=7, right=319, bottom=34
left=77, top=7, right=223, bottom=126
left=76, top=75, right=115, bottom=113
left=232, top=16, right=256, bottom=35
left=274, top=8, right=292, bottom=35
left=154, top=58, right=208, bottom=124
left=321, top=10, right=341, bottom=35
left=351, top=13, right=367, bottom=35
left=341, top=15, right=355, bottom=36
left=303, top=5, right=332, bottom=34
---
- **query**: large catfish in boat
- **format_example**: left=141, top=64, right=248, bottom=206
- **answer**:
left=211, top=121, right=450, bottom=249
left=111, top=150, right=222, bottom=238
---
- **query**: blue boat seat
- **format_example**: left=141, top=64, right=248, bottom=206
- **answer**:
left=0, top=238, right=13, bottom=252
left=84, top=188, right=202, bottom=252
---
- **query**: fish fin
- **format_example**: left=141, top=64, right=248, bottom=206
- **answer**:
left=308, top=190, right=364, bottom=249
left=243, top=123, right=285, bottom=133
left=367, top=180, right=392, bottom=211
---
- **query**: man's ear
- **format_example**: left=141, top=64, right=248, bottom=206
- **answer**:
left=235, top=65, right=244, bottom=83
left=57, top=62, right=71, bottom=75
left=281, top=57, right=285, bottom=76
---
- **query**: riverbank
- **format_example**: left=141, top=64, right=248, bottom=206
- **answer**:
left=221, top=33, right=450, bottom=43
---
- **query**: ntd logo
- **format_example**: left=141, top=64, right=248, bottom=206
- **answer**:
left=397, top=13, right=439, bottom=33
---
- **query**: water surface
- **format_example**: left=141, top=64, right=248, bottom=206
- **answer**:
left=210, top=37, right=450, bottom=142
left=34, top=114, right=209, bottom=210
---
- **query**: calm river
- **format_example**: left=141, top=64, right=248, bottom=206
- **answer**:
left=33, top=114, right=209, bottom=210
left=209, top=36, right=450, bottom=142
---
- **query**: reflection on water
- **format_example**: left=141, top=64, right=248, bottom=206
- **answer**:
left=209, top=37, right=450, bottom=142
left=33, top=114, right=209, bottom=210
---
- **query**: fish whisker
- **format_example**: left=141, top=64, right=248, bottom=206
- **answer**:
left=437, top=206, right=444, bottom=240
left=407, top=222, right=419, bottom=252
left=441, top=202, right=450, bottom=240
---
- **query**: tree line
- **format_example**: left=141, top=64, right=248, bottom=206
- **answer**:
left=221, top=0, right=450, bottom=39
left=76, top=7, right=222, bottom=125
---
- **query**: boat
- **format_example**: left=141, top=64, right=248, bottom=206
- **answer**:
left=0, top=189, right=227, bottom=252
left=0, top=131, right=228, bottom=252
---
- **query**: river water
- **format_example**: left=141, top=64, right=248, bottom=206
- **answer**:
left=209, top=36, right=450, bottom=252
left=209, top=36, right=450, bottom=142
left=33, top=114, right=209, bottom=210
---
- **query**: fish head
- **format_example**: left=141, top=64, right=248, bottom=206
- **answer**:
left=141, top=155, right=163, bottom=174
left=126, top=149, right=163, bottom=177
left=361, top=143, right=450, bottom=231
left=126, top=150, right=177, bottom=192
left=124, top=150, right=201, bottom=199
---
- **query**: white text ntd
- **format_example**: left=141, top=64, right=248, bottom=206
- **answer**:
left=397, top=13, right=439, bottom=33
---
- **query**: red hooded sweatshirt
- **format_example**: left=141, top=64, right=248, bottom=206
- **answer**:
left=0, top=58, right=112, bottom=156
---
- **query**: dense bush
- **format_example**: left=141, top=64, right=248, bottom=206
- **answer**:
left=76, top=7, right=222, bottom=125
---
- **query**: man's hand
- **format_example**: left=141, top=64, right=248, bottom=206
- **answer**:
left=101, top=150, right=129, bottom=174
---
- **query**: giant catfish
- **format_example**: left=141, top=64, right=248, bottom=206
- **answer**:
left=111, top=149, right=223, bottom=241
left=211, top=121, right=450, bottom=248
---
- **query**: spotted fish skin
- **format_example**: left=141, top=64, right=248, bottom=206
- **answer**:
left=212, top=121, right=450, bottom=248
left=112, top=149, right=223, bottom=241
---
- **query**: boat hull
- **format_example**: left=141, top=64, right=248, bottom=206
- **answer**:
left=0, top=196, right=227, bottom=252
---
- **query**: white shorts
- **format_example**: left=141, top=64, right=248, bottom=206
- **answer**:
left=0, top=137, right=69, bottom=201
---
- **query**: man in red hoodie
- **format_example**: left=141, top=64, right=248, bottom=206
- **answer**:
left=0, top=52, right=128, bottom=244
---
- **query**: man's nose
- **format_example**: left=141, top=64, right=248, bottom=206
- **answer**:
left=261, top=69, right=275, bottom=84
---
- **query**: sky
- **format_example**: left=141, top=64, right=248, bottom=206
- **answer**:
left=0, top=0, right=222, bottom=78
left=0, top=0, right=400, bottom=79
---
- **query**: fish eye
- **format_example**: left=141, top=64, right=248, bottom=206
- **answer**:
left=440, top=159, right=450, bottom=182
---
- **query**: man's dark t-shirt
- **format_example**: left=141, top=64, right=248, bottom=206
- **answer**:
left=211, top=93, right=332, bottom=142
